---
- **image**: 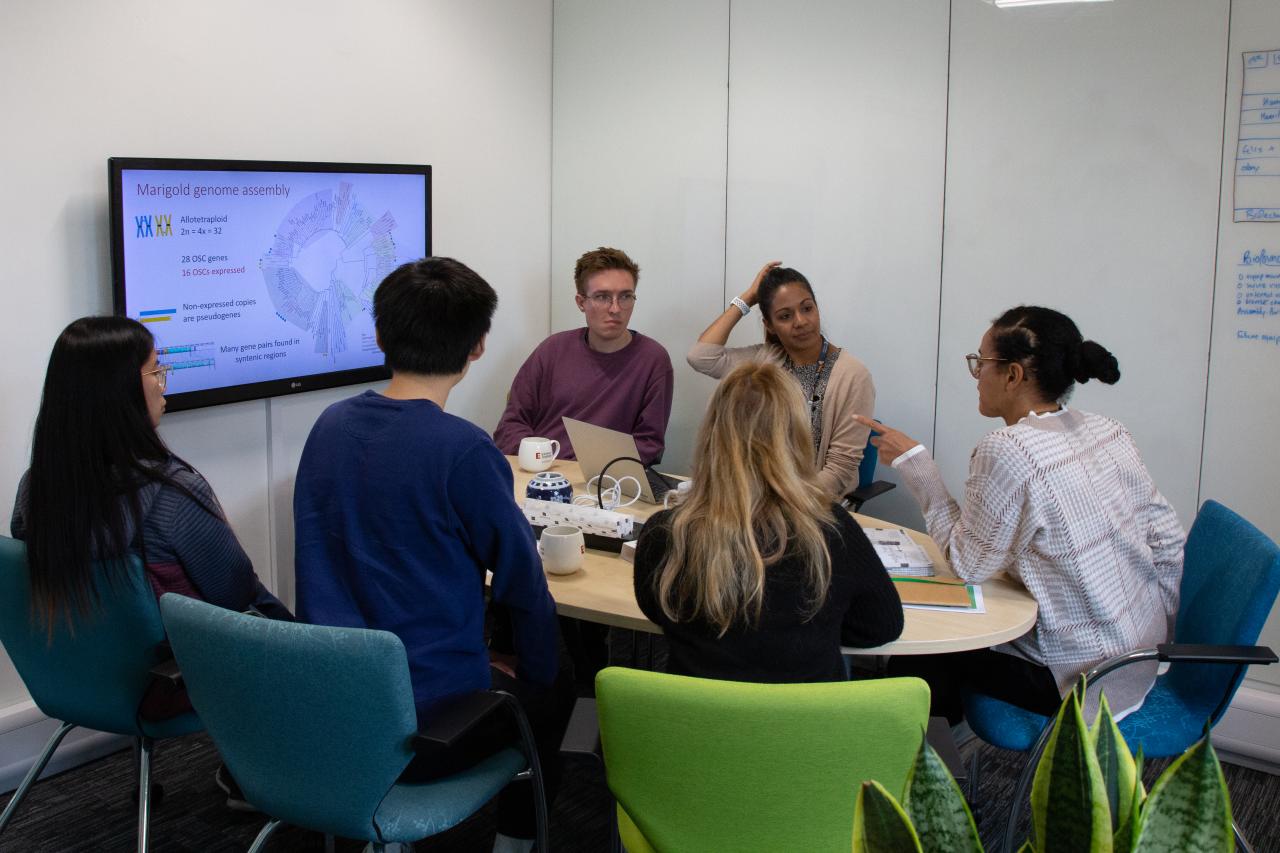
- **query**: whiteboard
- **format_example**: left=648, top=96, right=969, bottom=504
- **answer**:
left=1202, top=0, right=1280, bottom=690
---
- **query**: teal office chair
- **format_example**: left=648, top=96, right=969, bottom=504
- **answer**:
left=159, top=594, right=548, bottom=852
left=844, top=432, right=896, bottom=512
left=0, top=536, right=202, bottom=853
left=594, top=667, right=931, bottom=852
left=961, top=501, right=1280, bottom=852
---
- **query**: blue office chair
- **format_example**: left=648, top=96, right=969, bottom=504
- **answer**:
left=158, top=593, right=548, bottom=852
left=844, top=432, right=896, bottom=512
left=961, top=500, right=1280, bottom=852
left=0, top=536, right=202, bottom=853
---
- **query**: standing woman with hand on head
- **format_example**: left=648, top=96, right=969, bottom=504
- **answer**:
left=860, top=306, right=1184, bottom=722
left=688, top=261, right=875, bottom=501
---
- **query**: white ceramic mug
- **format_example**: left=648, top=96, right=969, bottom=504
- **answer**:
left=538, top=525, right=585, bottom=574
left=663, top=479, right=693, bottom=509
left=518, top=436, right=560, bottom=473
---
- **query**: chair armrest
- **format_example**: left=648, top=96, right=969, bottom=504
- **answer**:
left=843, top=481, right=896, bottom=510
left=149, top=640, right=183, bottom=687
left=410, top=690, right=507, bottom=753
left=148, top=657, right=184, bottom=687
left=926, top=717, right=967, bottom=785
left=1085, top=644, right=1278, bottom=685
left=559, top=697, right=601, bottom=760
left=1156, top=644, right=1278, bottom=666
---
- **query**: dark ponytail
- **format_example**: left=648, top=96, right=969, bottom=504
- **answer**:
left=1076, top=339, right=1120, bottom=385
left=990, top=306, right=1120, bottom=402
left=757, top=266, right=816, bottom=350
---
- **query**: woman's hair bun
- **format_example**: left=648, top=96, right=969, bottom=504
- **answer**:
left=1076, top=340, right=1120, bottom=385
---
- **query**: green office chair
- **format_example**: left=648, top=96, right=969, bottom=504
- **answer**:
left=159, top=593, right=548, bottom=852
left=0, top=536, right=202, bottom=853
left=594, top=667, right=930, bottom=852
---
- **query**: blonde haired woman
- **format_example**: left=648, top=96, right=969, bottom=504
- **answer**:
left=633, top=360, right=902, bottom=682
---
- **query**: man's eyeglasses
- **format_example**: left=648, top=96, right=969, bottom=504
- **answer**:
left=965, top=353, right=1008, bottom=379
left=586, top=292, right=637, bottom=308
left=143, top=364, right=173, bottom=391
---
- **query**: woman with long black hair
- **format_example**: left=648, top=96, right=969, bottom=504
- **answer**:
left=11, top=316, right=290, bottom=810
left=10, top=317, right=290, bottom=659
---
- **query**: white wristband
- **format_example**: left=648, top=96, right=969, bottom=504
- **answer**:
left=891, top=443, right=927, bottom=468
left=730, top=296, right=751, bottom=317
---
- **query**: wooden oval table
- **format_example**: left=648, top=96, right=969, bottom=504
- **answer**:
left=510, top=458, right=1037, bottom=655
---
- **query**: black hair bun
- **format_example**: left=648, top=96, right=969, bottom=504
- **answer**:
left=1076, top=340, right=1120, bottom=385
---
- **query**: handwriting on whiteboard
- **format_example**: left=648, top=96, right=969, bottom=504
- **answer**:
left=1235, top=249, right=1280, bottom=347
left=1235, top=51, right=1280, bottom=222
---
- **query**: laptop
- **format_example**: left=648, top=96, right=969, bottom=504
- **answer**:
left=561, top=417, right=678, bottom=504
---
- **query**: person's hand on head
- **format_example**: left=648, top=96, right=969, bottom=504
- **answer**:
left=853, top=415, right=921, bottom=466
left=741, top=260, right=781, bottom=307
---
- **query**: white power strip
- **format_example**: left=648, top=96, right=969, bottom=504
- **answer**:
left=523, top=498, right=635, bottom=538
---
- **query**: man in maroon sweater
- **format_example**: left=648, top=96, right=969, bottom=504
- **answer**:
left=494, top=247, right=674, bottom=690
left=493, top=247, right=674, bottom=465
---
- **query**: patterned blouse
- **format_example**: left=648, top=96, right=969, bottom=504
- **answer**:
left=784, top=341, right=839, bottom=461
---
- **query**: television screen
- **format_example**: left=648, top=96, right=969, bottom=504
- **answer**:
left=109, top=157, right=430, bottom=411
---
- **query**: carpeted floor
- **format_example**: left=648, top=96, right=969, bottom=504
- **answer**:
left=5, top=723, right=1277, bottom=851
left=4, top=629, right=1277, bottom=852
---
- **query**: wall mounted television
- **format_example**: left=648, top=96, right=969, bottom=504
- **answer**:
left=109, top=157, right=431, bottom=412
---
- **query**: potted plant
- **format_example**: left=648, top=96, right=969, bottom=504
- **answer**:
left=852, top=681, right=1234, bottom=852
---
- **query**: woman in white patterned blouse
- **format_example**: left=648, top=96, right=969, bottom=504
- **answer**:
left=859, top=306, right=1185, bottom=722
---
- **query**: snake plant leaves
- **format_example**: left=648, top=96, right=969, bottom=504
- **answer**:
left=853, top=780, right=923, bottom=853
left=1090, top=693, right=1139, bottom=833
left=1133, top=730, right=1232, bottom=853
left=902, top=733, right=982, bottom=853
left=1030, top=689, right=1111, bottom=853
left=1111, top=757, right=1146, bottom=853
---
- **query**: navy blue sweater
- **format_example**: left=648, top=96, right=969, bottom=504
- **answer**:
left=293, top=391, right=559, bottom=711
left=11, top=459, right=290, bottom=620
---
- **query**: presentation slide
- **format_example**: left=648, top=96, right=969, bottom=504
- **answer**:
left=118, top=168, right=428, bottom=395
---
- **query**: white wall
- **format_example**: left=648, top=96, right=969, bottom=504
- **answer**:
left=0, top=0, right=553, bottom=726
left=725, top=0, right=950, bottom=526
left=551, top=0, right=730, bottom=472
left=937, top=0, right=1226, bottom=532
left=550, top=0, right=1280, bottom=756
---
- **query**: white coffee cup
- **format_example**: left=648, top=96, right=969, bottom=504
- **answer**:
left=538, top=525, right=585, bottom=574
left=518, top=436, right=560, bottom=472
left=663, top=479, right=693, bottom=509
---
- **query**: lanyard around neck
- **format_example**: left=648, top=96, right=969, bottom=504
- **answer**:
left=792, top=337, right=830, bottom=407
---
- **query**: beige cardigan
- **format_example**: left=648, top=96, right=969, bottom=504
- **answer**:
left=687, top=341, right=875, bottom=500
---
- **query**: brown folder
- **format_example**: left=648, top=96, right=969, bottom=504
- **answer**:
left=892, top=578, right=974, bottom=608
